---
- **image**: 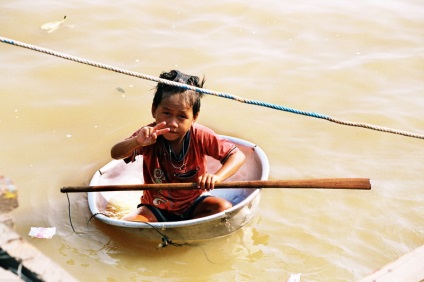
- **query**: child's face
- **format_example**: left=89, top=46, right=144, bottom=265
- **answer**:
left=151, top=92, right=198, bottom=142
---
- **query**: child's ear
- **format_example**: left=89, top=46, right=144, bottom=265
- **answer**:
left=193, top=112, right=199, bottom=123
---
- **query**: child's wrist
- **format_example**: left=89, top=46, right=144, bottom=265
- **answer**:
left=132, top=136, right=143, bottom=147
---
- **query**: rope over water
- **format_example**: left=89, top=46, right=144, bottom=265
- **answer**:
left=1, top=36, right=423, bottom=140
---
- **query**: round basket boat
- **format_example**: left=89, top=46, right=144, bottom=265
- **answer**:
left=88, top=136, right=269, bottom=241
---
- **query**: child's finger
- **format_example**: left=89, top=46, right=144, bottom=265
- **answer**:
left=141, top=127, right=151, bottom=138
left=155, top=128, right=171, bottom=136
left=152, top=122, right=170, bottom=136
left=153, top=121, right=167, bottom=130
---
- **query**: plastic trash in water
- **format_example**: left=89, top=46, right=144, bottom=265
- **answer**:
left=28, top=227, right=56, bottom=239
left=0, top=175, right=18, bottom=213
left=40, top=16, right=67, bottom=33
left=0, top=176, right=17, bottom=197
left=287, top=273, right=301, bottom=282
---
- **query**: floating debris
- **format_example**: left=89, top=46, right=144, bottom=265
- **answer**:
left=40, top=16, right=67, bottom=33
left=28, top=227, right=56, bottom=239
left=0, top=176, right=18, bottom=213
left=287, top=273, right=301, bottom=282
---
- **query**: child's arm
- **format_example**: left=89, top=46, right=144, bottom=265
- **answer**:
left=111, top=121, right=170, bottom=159
left=198, top=149, right=245, bottom=190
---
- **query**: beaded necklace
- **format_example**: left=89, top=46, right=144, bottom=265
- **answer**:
left=163, top=132, right=190, bottom=171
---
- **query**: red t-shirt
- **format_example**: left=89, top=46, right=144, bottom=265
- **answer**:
left=126, top=123, right=238, bottom=215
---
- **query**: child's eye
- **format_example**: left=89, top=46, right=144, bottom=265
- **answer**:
left=178, top=115, right=187, bottom=119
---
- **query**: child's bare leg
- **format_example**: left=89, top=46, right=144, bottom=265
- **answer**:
left=122, top=206, right=158, bottom=222
left=191, top=197, right=232, bottom=219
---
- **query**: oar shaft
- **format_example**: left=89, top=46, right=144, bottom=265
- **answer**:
left=60, top=178, right=371, bottom=193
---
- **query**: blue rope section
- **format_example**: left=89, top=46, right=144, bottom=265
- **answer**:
left=195, top=87, right=331, bottom=119
left=240, top=98, right=330, bottom=120
left=1, top=35, right=423, bottom=140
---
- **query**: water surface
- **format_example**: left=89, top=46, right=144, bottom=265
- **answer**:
left=1, top=1, right=423, bottom=281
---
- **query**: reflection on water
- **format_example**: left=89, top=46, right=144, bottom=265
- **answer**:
left=1, top=0, right=423, bottom=280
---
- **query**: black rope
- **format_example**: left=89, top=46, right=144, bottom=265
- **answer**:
left=65, top=193, right=213, bottom=253
left=85, top=211, right=189, bottom=248
left=136, top=221, right=191, bottom=249
left=66, top=193, right=76, bottom=233
left=87, top=212, right=109, bottom=224
left=64, top=195, right=223, bottom=263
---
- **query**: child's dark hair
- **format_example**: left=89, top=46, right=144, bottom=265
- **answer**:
left=153, top=70, right=205, bottom=116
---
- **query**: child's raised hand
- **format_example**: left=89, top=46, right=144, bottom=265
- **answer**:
left=136, top=121, right=170, bottom=146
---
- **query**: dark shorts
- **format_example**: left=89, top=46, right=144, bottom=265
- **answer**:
left=137, top=195, right=212, bottom=222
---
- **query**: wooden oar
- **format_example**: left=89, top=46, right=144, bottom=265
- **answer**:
left=60, top=178, right=371, bottom=193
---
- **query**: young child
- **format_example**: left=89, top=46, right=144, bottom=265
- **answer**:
left=111, top=70, right=245, bottom=222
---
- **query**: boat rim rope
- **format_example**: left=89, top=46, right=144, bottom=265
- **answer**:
left=1, top=36, right=423, bottom=140
left=65, top=192, right=189, bottom=248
